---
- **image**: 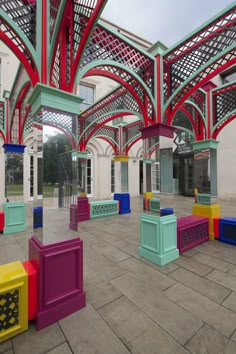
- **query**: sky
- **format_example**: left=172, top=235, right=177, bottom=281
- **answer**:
left=101, top=0, right=234, bottom=47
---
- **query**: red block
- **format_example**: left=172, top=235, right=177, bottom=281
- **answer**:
left=143, top=198, right=150, bottom=211
left=22, top=260, right=38, bottom=320
left=0, top=211, right=4, bottom=232
left=213, top=216, right=221, bottom=239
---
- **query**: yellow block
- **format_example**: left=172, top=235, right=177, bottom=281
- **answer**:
left=0, top=261, right=28, bottom=343
left=192, top=204, right=221, bottom=240
left=143, top=192, right=154, bottom=199
left=113, top=155, right=129, bottom=162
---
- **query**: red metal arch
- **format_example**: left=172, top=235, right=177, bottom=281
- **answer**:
left=0, top=129, right=5, bottom=142
left=93, top=136, right=118, bottom=155
left=79, top=112, right=134, bottom=151
left=166, top=54, right=236, bottom=125
left=10, top=82, right=31, bottom=144
left=82, top=63, right=155, bottom=116
left=170, top=106, right=199, bottom=139
left=83, top=69, right=151, bottom=126
left=43, top=123, right=77, bottom=149
left=126, top=136, right=142, bottom=155
left=212, top=113, right=236, bottom=139
left=0, top=31, right=39, bottom=86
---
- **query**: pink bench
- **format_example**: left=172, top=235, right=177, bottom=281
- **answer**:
left=177, top=215, right=209, bottom=253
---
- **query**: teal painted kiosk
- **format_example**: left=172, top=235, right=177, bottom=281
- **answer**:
left=139, top=213, right=179, bottom=266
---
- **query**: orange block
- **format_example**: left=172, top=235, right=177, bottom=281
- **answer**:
left=22, top=261, right=38, bottom=320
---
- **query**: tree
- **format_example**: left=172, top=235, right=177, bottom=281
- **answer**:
left=43, top=133, right=72, bottom=184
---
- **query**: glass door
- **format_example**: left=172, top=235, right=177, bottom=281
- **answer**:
left=86, top=156, right=94, bottom=197
left=151, top=162, right=160, bottom=193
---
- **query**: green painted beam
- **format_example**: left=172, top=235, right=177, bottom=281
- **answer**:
left=28, top=83, right=83, bottom=116
left=192, top=139, right=219, bottom=151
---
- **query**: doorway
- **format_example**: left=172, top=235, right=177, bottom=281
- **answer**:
left=175, top=153, right=194, bottom=196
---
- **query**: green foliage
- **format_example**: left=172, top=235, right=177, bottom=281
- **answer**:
left=43, top=133, right=72, bottom=184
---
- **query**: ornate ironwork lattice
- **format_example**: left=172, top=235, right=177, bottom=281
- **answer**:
left=87, top=65, right=154, bottom=118
left=87, top=125, right=117, bottom=145
left=9, top=66, right=29, bottom=119
left=172, top=109, right=194, bottom=132
left=80, top=22, right=155, bottom=95
left=43, top=109, right=75, bottom=134
left=163, top=6, right=236, bottom=104
left=72, top=0, right=96, bottom=60
left=0, top=102, right=5, bottom=132
left=0, top=0, right=36, bottom=47
left=213, top=83, right=236, bottom=125
left=51, top=42, right=61, bottom=88
left=123, top=121, right=143, bottom=147
left=80, top=87, right=141, bottom=124
left=50, top=0, right=61, bottom=39
left=0, top=289, right=19, bottom=331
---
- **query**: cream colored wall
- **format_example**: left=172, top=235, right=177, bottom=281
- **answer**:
left=217, top=119, right=236, bottom=200
left=0, top=42, right=19, bottom=97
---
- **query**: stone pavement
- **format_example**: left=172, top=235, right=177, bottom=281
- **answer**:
left=1, top=195, right=236, bottom=353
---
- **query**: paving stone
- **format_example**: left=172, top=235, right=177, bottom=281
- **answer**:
left=46, top=342, right=72, bottom=354
left=59, top=303, right=130, bottom=354
left=194, top=244, right=236, bottom=265
left=192, top=252, right=234, bottom=272
left=169, top=267, right=231, bottom=304
left=119, top=258, right=176, bottom=292
left=182, top=249, right=199, bottom=257
left=231, top=330, right=236, bottom=343
left=174, top=256, right=213, bottom=276
left=163, top=283, right=236, bottom=338
left=228, top=266, right=236, bottom=277
left=186, top=324, right=236, bottom=354
left=12, top=323, right=65, bottom=354
left=0, top=243, right=26, bottom=265
left=222, top=292, right=236, bottom=312
left=110, top=272, right=202, bottom=345
left=91, top=242, right=131, bottom=262
left=84, top=278, right=123, bottom=309
left=99, top=296, right=189, bottom=354
left=0, top=340, right=12, bottom=354
left=206, top=269, right=236, bottom=292
left=134, top=254, right=180, bottom=274
left=1, top=350, right=13, bottom=354
left=84, top=246, right=128, bottom=281
left=101, top=235, right=138, bottom=256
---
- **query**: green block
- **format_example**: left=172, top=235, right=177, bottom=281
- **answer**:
left=90, top=200, right=119, bottom=219
left=149, top=198, right=160, bottom=212
left=3, top=201, right=27, bottom=234
left=197, top=194, right=211, bottom=205
left=139, top=213, right=179, bottom=266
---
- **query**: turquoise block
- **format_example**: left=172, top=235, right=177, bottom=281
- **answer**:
left=149, top=198, right=160, bottom=212
left=139, top=213, right=179, bottom=266
left=197, top=194, right=211, bottom=205
left=90, top=200, right=119, bottom=219
left=3, top=201, right=27, bottom=234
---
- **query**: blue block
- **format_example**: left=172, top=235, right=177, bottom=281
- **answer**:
left=160, top=208, right=174, bottom=217
left=219, top=217, right=236, bottom=246
left=33, top=206, right=43, bottom=228
left=113, top=193, right=131, bottom=214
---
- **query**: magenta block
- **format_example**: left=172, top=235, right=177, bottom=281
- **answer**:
left=77, top=196, right=90, bottom=222
left=177, top=215, right=209, bottom=253
left=29, top=236, right=86, bottom=330
left=140, top=123, right=175, bottom=139
left=69, top=204, right=78, bottom=231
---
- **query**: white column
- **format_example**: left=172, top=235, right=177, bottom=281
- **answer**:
left=0, top=144, right=5, bottom=204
